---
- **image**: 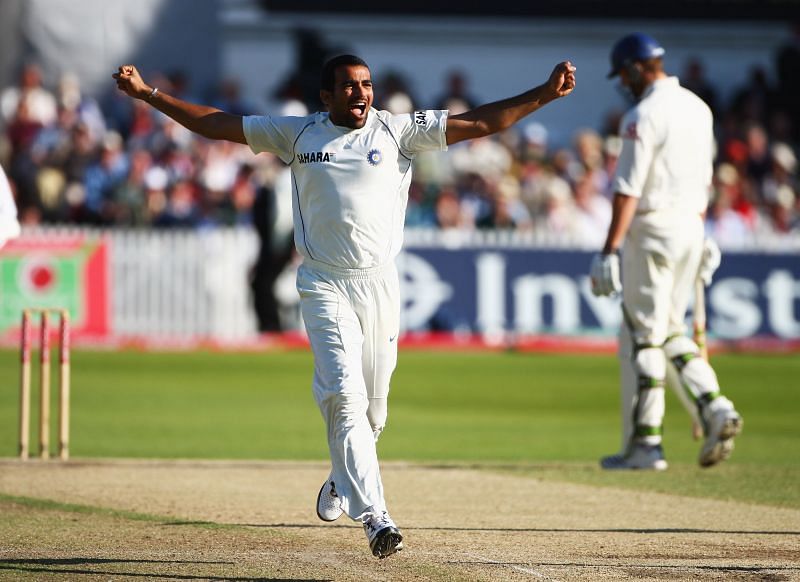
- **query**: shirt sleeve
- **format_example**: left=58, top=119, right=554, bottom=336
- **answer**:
left=0, top=164, right=20, bottom=247
left=612, top=109, right=657, bottom=198
left=391, top=110, right=449, bottom=156
left=243, top=115, right=309, bottom=164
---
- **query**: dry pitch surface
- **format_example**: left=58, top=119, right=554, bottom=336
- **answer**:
left=1, top=459, right=799, bottom=581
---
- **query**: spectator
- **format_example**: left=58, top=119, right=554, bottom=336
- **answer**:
left=540, top=173, right=577, bottom=237
left=707, top=163, right=755, bottom=246
left=0, top=62, right=57, bottom=127
left=744, top=123, right=772, bottom=183
left=57, top=72, right=106, bottom=143
left=434, top=70, right=478, bottom=113
left=761, top=142, right=798, bottom=232
left=434, top=187, right=466, bottom=230
left=251, top=163, right=295, bottom=332
left=108, top=148, right=152, bottom=225
left=485, top=175, right=533, bottom=230
left=6, top=98, right=44, bottom=215
left=62, top=123, right=99, bottom=191
left=730, top=66, right=775, bottom=127
left=0, top=39, right=798, bottom=242
left=775, top=23, right=800, bottom=142
left=573, top=128, right=610, bottom=195
left=375, top=70, right=416, bottom=113
left=154, top=178, right=201, bottom=228
left=83, top=131, right=129, bottom=222
left=212, top=78, right=257, bottom=117
left=681, top=57, right=718, bottom=114
left=572, top=172, right=612, bottom=246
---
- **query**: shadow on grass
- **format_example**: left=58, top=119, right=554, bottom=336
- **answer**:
left=0, top=558, right=330, bottom=582
left=452, top=559, right=800, bottom=575
left=173, top=521, right=800, bottom=536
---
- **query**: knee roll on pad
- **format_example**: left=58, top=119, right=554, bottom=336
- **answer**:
left=634, top=346, right=666, bottom=388
left=632, top=347, right=666, bottom=443
left=663, top=336, right=699, bottom=370
left=662, top=335, right=720, bottom=402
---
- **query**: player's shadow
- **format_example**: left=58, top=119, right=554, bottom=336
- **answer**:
left=0, top=558, right=329, bottom=582
left=454, top=560, right=800, bottom=575
left=220, top=522, right=800, bottom=536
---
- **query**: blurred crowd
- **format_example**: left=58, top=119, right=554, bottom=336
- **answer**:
left=1, top=33, right=798, bottom=249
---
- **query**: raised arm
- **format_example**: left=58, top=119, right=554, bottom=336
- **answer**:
left=445, top=61, right=576, bottom=145
left=112, top=65, right=247, bottom=144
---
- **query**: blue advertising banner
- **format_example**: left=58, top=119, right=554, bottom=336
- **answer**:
left=399, top=248, right=800, bottom=340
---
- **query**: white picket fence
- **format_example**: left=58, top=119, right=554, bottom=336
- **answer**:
left=110, top=228, right=261, bottom=341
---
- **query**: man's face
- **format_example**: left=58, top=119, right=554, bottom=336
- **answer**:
left=321, top=65, right=373, bottom=129
left=618, top=65, right=646, bottom=99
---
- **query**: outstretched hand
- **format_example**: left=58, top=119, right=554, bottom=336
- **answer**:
left=112, top=65, right=151, bottom=101
left=546, top=61, right=577, bottom=100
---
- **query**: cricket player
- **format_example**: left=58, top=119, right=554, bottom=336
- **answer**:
left=0, top=163, right=21, bottom=249
left=114, top=55, right=576, bottom=557
left=590, top=33, right=742, bottom=470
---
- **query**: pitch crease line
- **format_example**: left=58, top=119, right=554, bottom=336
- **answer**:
left=470, top=554, right=559, bottom=581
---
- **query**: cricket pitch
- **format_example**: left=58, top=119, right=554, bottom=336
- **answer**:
left=1, top=459, right=798, bottom=581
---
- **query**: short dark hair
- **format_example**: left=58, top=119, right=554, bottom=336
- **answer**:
left=320, top=55, right=369, bottom=92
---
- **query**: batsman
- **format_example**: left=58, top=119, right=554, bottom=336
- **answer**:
left=590, top=33, right=743, bottom=470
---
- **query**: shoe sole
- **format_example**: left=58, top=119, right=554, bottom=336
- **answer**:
left=600, top=455, right=668, bottom=471
left=600, top=459, right=668, bottom=471
left=699, top=417, right=743, bottom=468
left=370, top=527, right=404, bottom=559
left=315, top=481, right=343, bottom=522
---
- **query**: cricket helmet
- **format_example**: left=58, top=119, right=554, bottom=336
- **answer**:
left=608, top=33, right=665, bottom=78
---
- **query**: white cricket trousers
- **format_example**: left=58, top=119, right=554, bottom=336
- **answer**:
left=297, top=258, right=400, bottom=520
left=622, top=211, right=704, bottom=346
left=617, top=210, right=706, bottom=448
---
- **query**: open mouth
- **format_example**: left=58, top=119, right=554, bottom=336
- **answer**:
left=349, top=101, right=367, bottom=116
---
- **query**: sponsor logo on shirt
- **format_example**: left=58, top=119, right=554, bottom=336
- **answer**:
left=623, top=122, right=639, bottom=141
left=297, top=151, right=337, bottom=164
left=366, top=148, right=383, bottom=166
left=414, top=111, right=428, bottom=126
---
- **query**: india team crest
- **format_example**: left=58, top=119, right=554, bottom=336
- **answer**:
left=366, top=148, right=383, bottom=166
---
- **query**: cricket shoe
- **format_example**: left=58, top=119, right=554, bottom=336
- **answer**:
left=699, top=403, right=743, bottom=468
left=600, top=444, right=668, bottom=471
left=316, top=476, right=343, bottom=522
left=363, top=511, right=403, bottom=559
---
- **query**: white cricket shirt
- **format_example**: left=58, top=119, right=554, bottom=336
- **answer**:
left=244, top=108, right=448, bottom=269
left=613, top=77, right=714, bottom=214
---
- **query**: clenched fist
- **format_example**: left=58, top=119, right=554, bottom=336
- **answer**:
left=112, top=65, right=152, bottom=101
left=545, top=61, right=577, bottom=100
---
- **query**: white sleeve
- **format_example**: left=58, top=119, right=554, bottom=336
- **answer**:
left=0, top=164, right=21, bottom=248
left=243, top=115, right=310, bottom=164
left=612, top=110, right=656, bottom=198
left=392, top=110, right=449, bottom=156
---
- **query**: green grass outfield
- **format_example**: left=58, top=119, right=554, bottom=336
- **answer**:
left=1, top=348, right=798, bottom=508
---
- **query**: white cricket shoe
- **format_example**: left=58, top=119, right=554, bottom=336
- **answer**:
left=600, top=444, right=668, bottom=471
left=316, top=476, right=343, bottom=522
left=362, top=511, right=403, bottom=559
left=699, top=403, right=743, bottom=468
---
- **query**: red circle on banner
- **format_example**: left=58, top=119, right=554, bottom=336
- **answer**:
left=31, top=264, right=55, bottom=290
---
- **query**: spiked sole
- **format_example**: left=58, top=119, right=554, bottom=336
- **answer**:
left=316, top=481, right=343, bottom=522
left=369, top=527, right=404, bottom=559
left=700, top=416, right=743, bottom=468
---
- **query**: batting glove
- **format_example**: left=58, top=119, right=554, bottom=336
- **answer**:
left=698, top=237, right=721, bottom=286
left=590, top=252, right=621, bottom=296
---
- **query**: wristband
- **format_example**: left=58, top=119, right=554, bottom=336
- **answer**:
left=146, top=87, right=159, bottom=102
